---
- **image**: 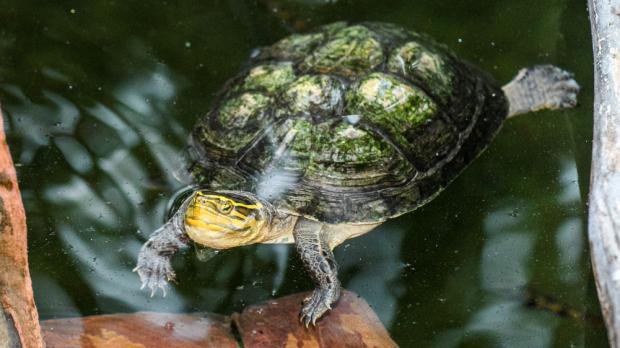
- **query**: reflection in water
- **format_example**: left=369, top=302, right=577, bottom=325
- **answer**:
left=43, top=176, right=118, bottom=227
left=0, top=0, right=604, bottom=346
left=483, top=227, right=533, bottom=290
left=2, top=62, right=191, bottom=316
left=59, top=223, right=187, bottom=312
left=464, top=301, right=556, bottom=347
left=441, top=157, right=586, bottom=346
left=256, top=244, right=290, bottom=296
left=3, top=88, right=81, bottom=164
left=54, top=136, right=93, bottom=174
left=556, top=218, right=583, bottom=284
left=430, top=202, right=581, bottom=344
left=339, top=225, right=405, bottom=326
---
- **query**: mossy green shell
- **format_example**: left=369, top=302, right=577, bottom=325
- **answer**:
left=187, top=22, right=508, bottom=224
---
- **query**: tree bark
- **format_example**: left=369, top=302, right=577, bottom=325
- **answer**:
left=0, top=109, right=43, bottom=347
left=588, top=0, right=620, bottom=346
left=40, top=291, right=397, bottom=347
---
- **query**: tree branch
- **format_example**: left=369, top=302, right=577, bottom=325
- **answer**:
left=588, top=0, right=620, bottom=346
left=0, top=108, right=43, bottom=347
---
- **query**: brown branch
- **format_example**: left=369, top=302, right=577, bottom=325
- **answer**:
left=0, top=108, right=43, bottom=347
left=588, top=0, right=620, bottom=346
left=41, top=291, right=396, bottom=347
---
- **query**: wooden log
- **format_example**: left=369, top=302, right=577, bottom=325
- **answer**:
left=232, top=291, right=397, bottom=348
left=40, top=290, right=397, bottom=347
left=587, top=0, right=620, bottom=346
left=41, top=312, right=238, bottom=348
left=0, top=108, right=43, bottom=347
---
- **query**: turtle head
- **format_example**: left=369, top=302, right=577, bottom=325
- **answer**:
left=183, top=190, right=272, bottom=249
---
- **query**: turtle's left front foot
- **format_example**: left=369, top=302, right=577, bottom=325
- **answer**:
left=301, top=282, right=341, bottom=326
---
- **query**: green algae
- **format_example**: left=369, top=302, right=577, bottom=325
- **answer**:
left=269, top=32, right=325, bottom=61
left=301, top=25, right=383, bottom=78
left=217, top=92, right=272, bottom=128
left=284, top=75, right=343, bottom=115
left=241, top=62, right=296, bottom=93
left=387, top=41, right=455, bottom=104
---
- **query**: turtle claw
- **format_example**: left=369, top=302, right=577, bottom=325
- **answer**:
left=504, top=65, right=580, bottom=117
left=135, top=246, right=176, bottom=298
left=299, top=288, right=339, bottom=327
left=148, top=285, right=167, bottom=297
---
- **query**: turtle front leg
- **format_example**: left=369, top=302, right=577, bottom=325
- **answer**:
left=293, top=218, right=341, bottom=326
left=134, top=212, right=189, bottom=296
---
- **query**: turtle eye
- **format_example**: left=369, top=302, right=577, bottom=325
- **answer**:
left=219, top=201, right=233, bottom=214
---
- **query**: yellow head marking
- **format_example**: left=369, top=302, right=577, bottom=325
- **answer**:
left=184, top=191, right=267, bottom=249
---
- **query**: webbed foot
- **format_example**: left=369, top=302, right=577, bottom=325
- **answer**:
left=134, top=212, right=189, bottom=297
left=133, top=245, right=176, bottom=297
left=503, top=65, right=580, bottom=117
left=300, top=285, right=341, bottom=327
left=293, top=218, right=342, bottom=327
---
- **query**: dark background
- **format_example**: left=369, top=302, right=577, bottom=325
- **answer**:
left=0, top=0, right=605, bottom=346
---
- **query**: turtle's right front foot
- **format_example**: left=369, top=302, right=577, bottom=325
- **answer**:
left=134, top=209, right=189, bottom=297
left=134, top=244, right=176, bottom=296
left=300, top=283, right=341, bottom=326
left=293, top=218, right=342, bottom=326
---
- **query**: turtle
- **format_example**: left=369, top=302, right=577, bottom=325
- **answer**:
left=134, top=21, right=579, bottom=326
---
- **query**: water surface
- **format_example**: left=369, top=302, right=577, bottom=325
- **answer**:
left=0, top=0, right=606, bottom=346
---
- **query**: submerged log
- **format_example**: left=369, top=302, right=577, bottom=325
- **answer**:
left=41, top=312, right=238, bottom=348
left=232, top=291, right=396, bottom=348
left=0, top=109, right=43, bottom=347
left=40, top=290, right=397, bottom=348
left=588, top=0, right=620, bottom=346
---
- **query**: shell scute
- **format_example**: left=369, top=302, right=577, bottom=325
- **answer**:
left=268, top=32, right=325, bottom=61
left=284, top=75, right=344, bottom=116
left=387, top=42, right=455, bottom=103
left=240, top=62, right=296, bottom=93
left=186, top=22, right=508, bottom=223
left=344, top=72, right=460, bottom=169
left=301, top=25, right=383, bottom=78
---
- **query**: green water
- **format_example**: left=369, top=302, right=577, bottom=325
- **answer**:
left=0, top=0, right=607, bottom=346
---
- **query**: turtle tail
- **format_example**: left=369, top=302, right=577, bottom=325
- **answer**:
left=502, top=65, right=580, bottom=118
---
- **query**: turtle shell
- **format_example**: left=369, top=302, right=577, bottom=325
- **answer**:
left=185, top=22, right=508, bottom=224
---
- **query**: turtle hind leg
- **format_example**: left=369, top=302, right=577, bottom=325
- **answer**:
left=502, top=65, right=580, bottom=118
